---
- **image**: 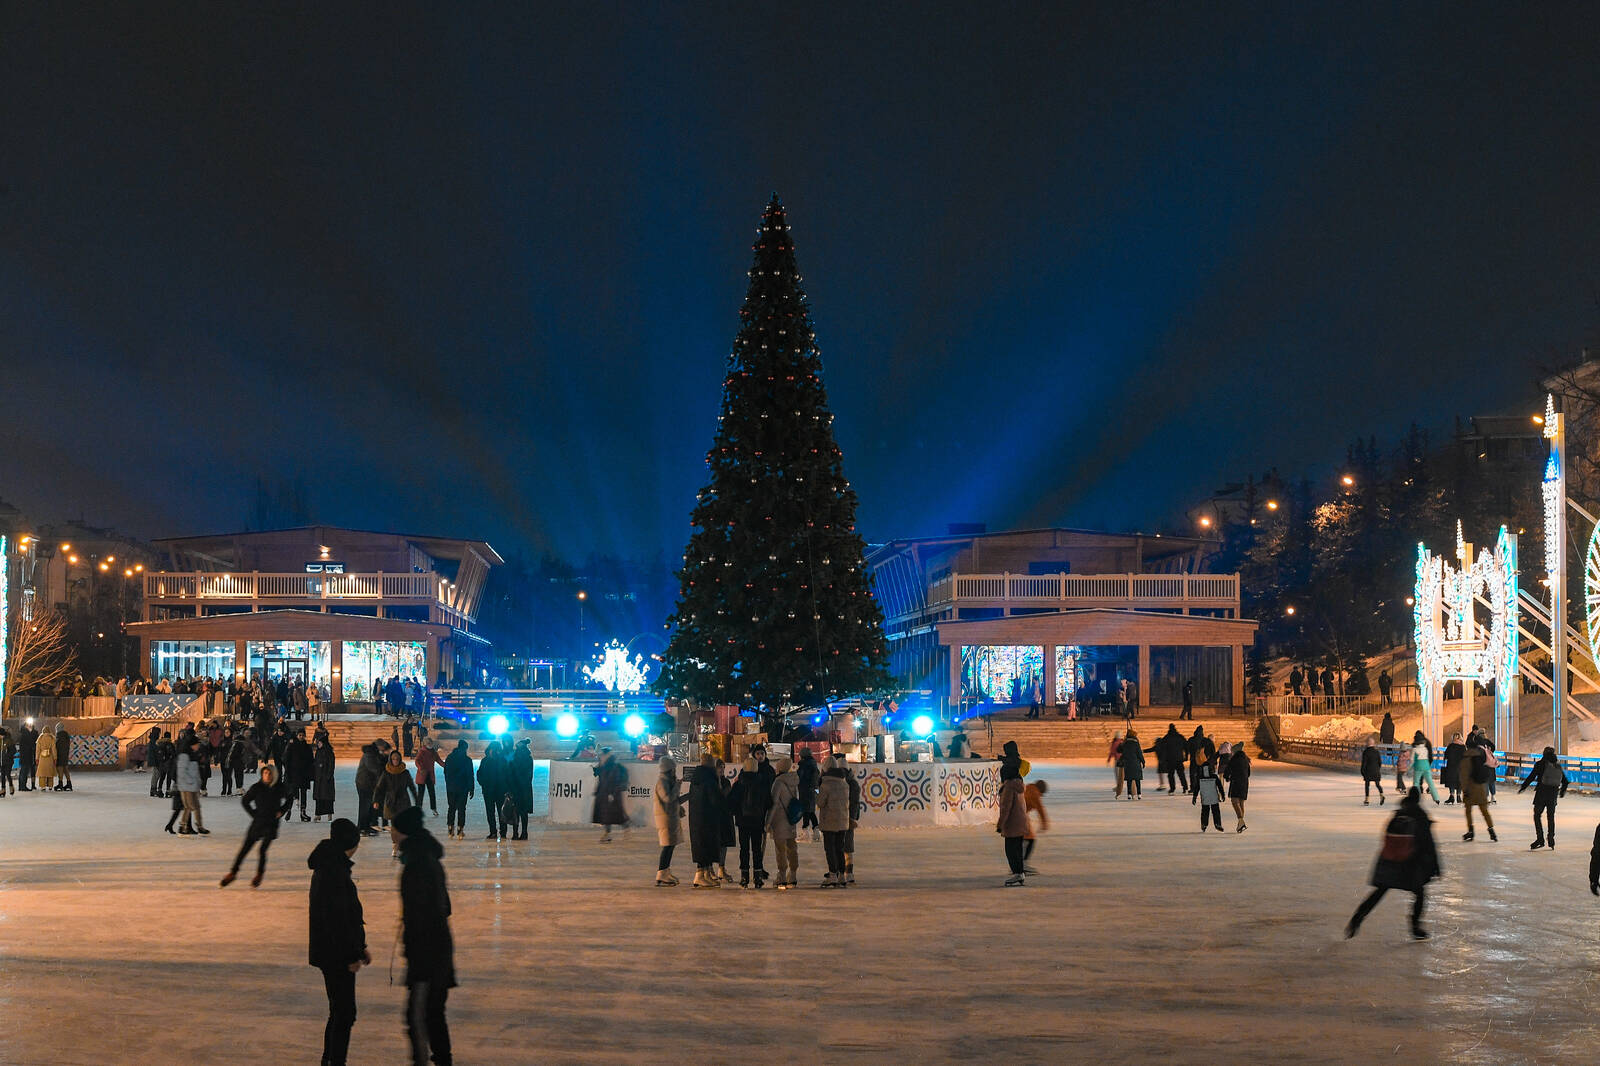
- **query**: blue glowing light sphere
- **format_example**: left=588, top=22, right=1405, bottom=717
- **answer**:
left=555, top=713, right=580, bottom=738
left=911, top=714, right=935, bottom=738
left=623, top=714, right=647, bottom=738
left=487, top=714, right=510, bottom=737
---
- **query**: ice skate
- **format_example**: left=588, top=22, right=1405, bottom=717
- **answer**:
left=1530, top=838, right=1545, bottom=850
left=1489, top=829, right=1498, bottom=841
left=250, top=872, right=263, bottom=887
left=219, top=872, right=236, bottom=887
left=1463, top=831, right=1474, bottom=841
left=655, top=871, right=679, bottom=887
left=1023, top=865, right=1039, bottom=875
left=1236, top=823, right=1246, bottom=833
left=1003, top=873, right=1025, bottom=887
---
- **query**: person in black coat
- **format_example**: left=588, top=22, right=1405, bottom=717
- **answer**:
left=1187, top=727, right=1215, bottom=782
left=729, top=757, right=772, bottom=888
left=1360, top=738, right=1386, bottom=805
left=222, top=765, right=293, bottom=888
left=308, top=819, right=369, bottom=1066
left=18, top=725, right=37, bottom=792
left=687, top=753, right=727, bottom=887
left=354, top=740, right=389, bottom=837
left=287, top=731, right=316, bottom=821
left=1179, top=679, right=1194, bottom=720
left=312, top=735, right=337, bottom=820
left=476, top=741, right=508, bottom=841
left=442, top=740, right=475, bottom=839
left=391, top=806, right=454, bottom=1066
left=592, top=750, right=630, bottom=841
left=1345, top=787, right=1441, bottom=940
left=1379, top=711, right=1396, bottom=744
left=1441, top=734, right=1465, bottom=804
left=509, top=739, right=534, bottom=840
left=1224, top=747, right=1251, bottom=832
left=796, top=748, right=821, bottom=841
left=1519, top=747, right=1571, bottom=849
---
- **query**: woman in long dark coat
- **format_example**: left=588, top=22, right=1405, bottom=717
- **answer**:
left=591, top=751, right=630, bottom=842
left=312, top=735, right=337, bottom=821
left=509, top=739, right=535, bottom=840
left=687, top=753, right=726, bottom=888
left=1119, top=729, right=1145, bottom=799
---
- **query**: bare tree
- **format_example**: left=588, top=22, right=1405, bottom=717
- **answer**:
left=3, top=607, right=78, bottom=716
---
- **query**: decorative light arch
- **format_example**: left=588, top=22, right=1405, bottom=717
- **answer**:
left=1413, top=523, right=1518, bottom=743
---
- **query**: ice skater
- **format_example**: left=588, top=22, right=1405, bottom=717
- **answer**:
left=308, top=819, right=368, bottom=1066
left=767, top=756, right=800, bottom=890
left=1106, top=731, right=1125, bottom=797
left=1458, top=738, right=1496, bottom=842
left=1518, top=746, right=1569, bottom=850
left=592, top=748, right=629, bottom=843
left=376, top=749, right=420, bottom=857
left=1120, top=729, right=1144, bottom=799
left=442, top=740, right=473, bottom=839
left=1410, top=732, right=1440, bottom=803
left=796, top=747, right=821, bottom=841
left=996, top=763, right=1030, bottom=886
left=1345, top=787, right=1440, bottom=941
left=391, top=806, right=454, bottom=1066
left=1022, top=779, right=1049, bottom=873
left=1193, top=754, right=1223, bottom=831
left=1224, top=744, right=1250, bottom=832
left=1361, top=737, right=1385, bottom=805
left=172, top=737, right=207, bottom=835
left=221, top=764, right=292, bottom=887
left=688, top=751, right=727, bottom=888
left=53, top=724, right=72, bottom=791
left=653, top=756, right=688, bottom=886
left=1441, top=733, right=1465, bottom=804
left=0, top=728, right=13, bottom=796
left=729, top=757, right=770, bottom=887
left=1394, top=740, right=1410, bottom=795
left=817, top=756, right=851, bottom=887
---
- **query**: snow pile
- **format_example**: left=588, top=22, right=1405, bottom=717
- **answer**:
left=1296, top=715, right=1382, bottom=742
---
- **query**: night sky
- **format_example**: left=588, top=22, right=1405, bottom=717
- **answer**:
left=4, top=4, right=1598, bottom=563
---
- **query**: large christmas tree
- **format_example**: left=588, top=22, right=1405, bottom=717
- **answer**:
left=657, top=195, right=889, bottom=709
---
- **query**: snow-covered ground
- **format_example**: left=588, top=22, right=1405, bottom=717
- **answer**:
left=2, top=760, right=1599, bottom=1064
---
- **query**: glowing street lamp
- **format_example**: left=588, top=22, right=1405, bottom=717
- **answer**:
left=1266, top=500, right=1279, bottom=511
left=1341, top=475, right=1355, bottom=487
left=1285, top=606, right=1297, bottom=616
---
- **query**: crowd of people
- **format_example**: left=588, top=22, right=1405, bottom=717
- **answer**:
left=1103, top=723, right=1252, bottom=832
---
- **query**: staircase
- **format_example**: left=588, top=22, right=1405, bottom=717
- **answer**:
left=968, top=715, right=1265, bottom=760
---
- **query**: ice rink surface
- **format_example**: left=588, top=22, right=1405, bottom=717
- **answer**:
left=2, top=757, right=1599, bottom=1065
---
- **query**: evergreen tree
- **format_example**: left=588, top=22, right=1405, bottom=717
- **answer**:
left=656, top=196, right=889, bottom=709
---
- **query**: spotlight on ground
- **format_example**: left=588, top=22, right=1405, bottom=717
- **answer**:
left=623, top=714, right=646, bottom=738
left=487, top=714, right=509, bottom=737
left=556, top=713, right=580, bottom=738
left=912, top=714, right=935, bottom=738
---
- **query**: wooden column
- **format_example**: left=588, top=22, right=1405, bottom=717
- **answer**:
left=1043, top=645, right=1057, bottom=707
left=1231, top=644, right=1245, bottom=709
left=948, top=644, right=962, bottom=715
left=1137, top=645, right=1151, bottom=709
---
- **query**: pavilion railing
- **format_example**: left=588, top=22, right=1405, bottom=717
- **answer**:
left=925, top=572, right=1240, bottom=610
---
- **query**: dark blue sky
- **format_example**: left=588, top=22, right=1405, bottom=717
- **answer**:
left=3, top=4, right=1598, bottom=561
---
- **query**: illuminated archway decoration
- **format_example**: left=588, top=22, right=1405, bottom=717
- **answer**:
left=1413, top=523, right=1518, bottom=703
left=583, top=641, right=650, bottom=694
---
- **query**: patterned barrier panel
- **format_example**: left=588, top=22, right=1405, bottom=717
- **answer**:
left=66, top=735, right=120, bottom=767
left=542, top=759, right=1000, bottom=827
left=120, top=695, right=196, bottom=720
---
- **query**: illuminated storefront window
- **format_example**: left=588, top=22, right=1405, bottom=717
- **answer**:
left=152, top=640, right=236, bottom=682
left=342, top=640, right=427, bottom=702
left=246, top=640, right=332, bottom=690
left=960, top=645, right=1043, bottom=704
